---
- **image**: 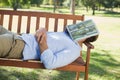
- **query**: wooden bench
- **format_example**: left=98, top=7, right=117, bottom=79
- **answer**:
left=0, top=10, right=94, bottom=80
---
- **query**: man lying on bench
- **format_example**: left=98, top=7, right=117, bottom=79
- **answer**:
left=0, top=21, right=98, bottom=69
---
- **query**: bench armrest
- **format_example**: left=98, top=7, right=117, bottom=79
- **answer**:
left=84, top=42, right=94, bottom=49
left=83, top=42, right=94, bottom=69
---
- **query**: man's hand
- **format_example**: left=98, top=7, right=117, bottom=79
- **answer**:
left=35, top=28, right=48, bottom=53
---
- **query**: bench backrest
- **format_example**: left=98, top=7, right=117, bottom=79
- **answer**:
left=0, top=10, right=84, bottom=57
left=0, top=10, right=84, bottom=34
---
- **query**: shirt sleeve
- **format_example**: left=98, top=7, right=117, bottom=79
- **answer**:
left=40, top=46, right=81, bottom=69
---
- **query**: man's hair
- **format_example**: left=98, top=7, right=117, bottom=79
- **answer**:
left=84, top=35, right=99, bottom=43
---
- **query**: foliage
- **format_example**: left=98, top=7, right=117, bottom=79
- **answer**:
left=0, top=0, right=43, bottom=10
left=30, top=0, right=43, bottom=7
left=8, top=0, right=23, bottom=10
left=63, top=0, right=70, bottom=7
left=0, top=0, right=30, bottom=10
left=0, top=0, right=120, bottom=14
left=0, top=0, right=9, bottom=6
left=80, top=0, right=120, bottom=15
left=102, top=0, right=120, bottom=8
left=42, top=0, right=49, bottom=5
left=49, top=0, right=54, bottom=5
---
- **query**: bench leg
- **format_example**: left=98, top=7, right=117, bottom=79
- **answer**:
left=75, top=72, right=80, bottom=80
left=85, top=70, right=88, bottom=80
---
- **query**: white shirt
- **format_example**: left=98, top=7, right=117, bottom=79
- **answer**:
left=21, top=32, right=81, bottom=69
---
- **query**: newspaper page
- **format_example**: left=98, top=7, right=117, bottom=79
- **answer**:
left=66, top=19, right=99, bottom=42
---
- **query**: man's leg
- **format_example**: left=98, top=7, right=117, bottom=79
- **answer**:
left=6, top=39, right=24, bottom=59
left=0, top=25, right=24, bottom=59
left=0, top=25, right=13, bottom=35
left=0, top=34, right=14, bottom=57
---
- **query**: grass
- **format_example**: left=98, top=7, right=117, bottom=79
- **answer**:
left=30, top=6, right=120, bottom=17
left=86, top=16, right=120, bottom=80
left=1, top=6, right=120, bottom=17
left=0, top=7, right=120, bottom=80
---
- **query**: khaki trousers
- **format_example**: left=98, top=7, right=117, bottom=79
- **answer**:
left=0, top=25, right=24, bottom=59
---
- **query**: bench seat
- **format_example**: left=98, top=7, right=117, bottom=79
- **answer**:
left=0, top=57, right=85, bottom=72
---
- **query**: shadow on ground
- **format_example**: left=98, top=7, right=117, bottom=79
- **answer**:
left=88, top=50, right=120, bottom=80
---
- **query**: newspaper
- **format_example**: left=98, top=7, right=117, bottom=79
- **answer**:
left=66, top=19, right=99, bottom=42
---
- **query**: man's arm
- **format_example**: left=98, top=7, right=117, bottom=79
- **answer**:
left=35, top=28, right=81, bottom=69
left=40, top=46, right=81, bottom=69
left=35, top=28, right=48, bottom=53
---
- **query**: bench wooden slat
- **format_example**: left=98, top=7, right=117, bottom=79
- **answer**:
left=26, top=16, right=31, bottom=33
left=8, top=15, right=13, bottom=31
left=45, top=17, right=49, bottom=31
left=54, top=18, right=58, bottom=32
left=73, top=20, right=76, bottom=24
left=63, top=19, right=67, bottom=30
left=0, top=58, right=45, bottom=69
left=36, top=17, right=40, bottom=30
left=0, top=14, right=3, bottom=25
left=17, top=15, right=22, bottom=33
left=0, top=57, right=85, bottom=72
left=0, top=10, right=84, bottom=20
